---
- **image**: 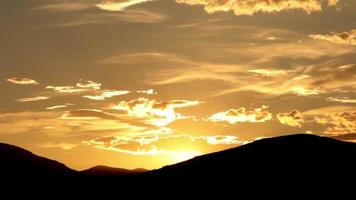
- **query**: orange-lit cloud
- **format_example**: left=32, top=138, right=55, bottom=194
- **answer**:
left=137, top=89, right=157, bottom=95
left=96, top=0, right=154, bottom=11
left=34, top=2, right=92, bottom=12
left=46, top=85, right=88, bottom=93
left=76, top=80, right=101, bottom=90
left=61, top=109, right=118, bottom=120
left=40, top=142, right=78, bottom=150
left=83, top=90, right=130, bottom=100
left=326, top=97, right=356, bottom=104
left=247, top=69, right=294, bottom=77
left=112, top=97, right=201, bottom=126
left=7, top=77, right=39, bottom=85
left=16, top=96, right=50, bottom=102
left=83, top=132, right=243, bottom=157
left=176, top=0, right=339, bottom=16
left=277, top=109, right=304, bottom=127
left=309, top=29, right=356, bottom=46
left=46, top=80, right=101, bottom=93
left=315, top=111, right=356, bottom=135
left=303, top=106, right=356, bottom=135
left=46, top=103, right=73, bottom=110
left=291, top=87, right=325, bottom=96
left=209, top=105, right=272, bottom=124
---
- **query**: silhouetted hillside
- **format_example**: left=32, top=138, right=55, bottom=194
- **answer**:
left=81, top=165, right=147, bottom=177
left=146, top=134, right=356, bottom=181
left=1, top=134, right=356, bottom=186
left=0, top=143, right=76, bottom=178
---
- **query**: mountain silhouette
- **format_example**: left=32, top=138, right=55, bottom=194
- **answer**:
left=1, top=134, right=356, bottom=187
left=145, top=134, right=356, bottom=181
left=81, top=165, right=147, bottom=177
left=0, top=143, right=76, bottom=179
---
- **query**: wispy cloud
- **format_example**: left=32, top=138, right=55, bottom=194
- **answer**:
left=136, top=89, right=157, bottom=95
left=46, top=80, right=100, bottom=93
left=209, top=105, right=272, bottom=124
left=277, top=109, right=304, bottom=127
left=7, top=77, right=39, bottom=85
left=176, top=0, right=340, bottom=16
left=112, top=97, right=201, bottom=126
left=326, top=97, right=356, bottom=104
left=310, top=29, right=356, bottom=46
left=83, top=131, right=243, bottom=158
left=83, top=90, right=130, bottom=100
left=34, top=2, right=92, bottom=12
left=46, top=103, right=73, bottom=110
left=247, top=69, right=294, bottom=77
left=16, top=96, right=50, bottom=102
left=96, top=0, right=155, bottom=11
left=40, top=142, right=78, bottom=150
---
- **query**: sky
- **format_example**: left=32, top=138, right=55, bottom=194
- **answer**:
left=0, top=0, right=355, bottom=170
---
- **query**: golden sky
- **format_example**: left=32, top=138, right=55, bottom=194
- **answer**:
left=0, top=0, right=355, bottom=170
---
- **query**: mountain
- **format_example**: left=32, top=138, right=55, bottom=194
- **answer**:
left=0, top=143, right=76, bottom=179
left=81, top=165, right=147, bottom=177
left=1, top=134, right=356, bottom=185
left=145, top=134, right=356, bottom=181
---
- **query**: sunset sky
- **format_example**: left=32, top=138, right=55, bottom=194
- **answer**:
left=0, top=0, right=355, bottom=170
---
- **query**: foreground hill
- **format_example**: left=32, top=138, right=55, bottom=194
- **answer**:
left=146, top=134, right=356, bottom=181
left=1, top=134, right=355, bottom=185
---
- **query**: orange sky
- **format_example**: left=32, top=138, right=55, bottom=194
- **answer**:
left=0, top=0, right=355, bottom=170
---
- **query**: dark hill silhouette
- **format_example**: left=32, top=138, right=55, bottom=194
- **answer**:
left=147, top=134, right=356, bottom=180
left=81, top=165, right=147, bottom=177
left=0, top=143, right=76, bottom=179
left=1, top=134, right=356, bottom=187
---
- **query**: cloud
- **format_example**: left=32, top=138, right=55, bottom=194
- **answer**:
left=76, top=80, right=101, bottom=90
left=247, top=69, right=294, bottom=77
left=46, top=103, right=74, bottom=110
left=315, top=111, right=356, bottom=135
left=40, top=142, right=78, bottom=150
left=83, top=90, right=130, bottom=100
left=61, top=109, right=119, bottom=120
left=176, top=0, right=339, bottom=16
left=136, top=89, right=157, bottom=95
left=6, top=77, right=39, bottom=85
left=46, top=80, right=100, bottom=93
left=277, top=109, right=304, bottom=127
left=34, top=2, right=92, bottom=12
left=96, top=0, right=154, bottom=11
left=112, top=97, right=201, bottom=126
left=203, top=135, right=242, bottom=145
left=16, top=96, right=50, bottom=102
left=337, top=64, right=354, bottom=71
left=0, top=111, right=147, bottom=137
left=290, top=87, right=325, bottom=96
left=326, top=97, right=356, bottom=104
left=303, top=106, right=356, bottom=135
left=83, top=131, right=242, bottom=157
left=309, top=29, right=356, bottom=46
left=209, top=105, right=272, bottom=124
left=46, top=85, right=88, bottom=93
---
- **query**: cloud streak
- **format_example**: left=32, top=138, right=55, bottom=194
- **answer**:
left=209, top=105, right=272, bottom=124
left=310, top=29, right=356, bottom=46
left=96, top=0, right=154, bottom=11
left=176, top=0, right=339, bottom=16
left=112, top=97, right=201, bottom=126
left=16, top=96, right=50, bottom=102
left=277, top=109, right=304, bottom=127
left=7, top=77, right=39, bottom=85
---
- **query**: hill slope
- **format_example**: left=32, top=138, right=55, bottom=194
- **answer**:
left=1, top=134, right=355, bottom=183
left=146, top=134, right=356, bottom=180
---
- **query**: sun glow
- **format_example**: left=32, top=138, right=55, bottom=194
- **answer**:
left=170, top=151, right=201, bottom=163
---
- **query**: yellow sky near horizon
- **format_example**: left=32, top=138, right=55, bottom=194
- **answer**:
left=0, top=0, right=355, bottom=170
